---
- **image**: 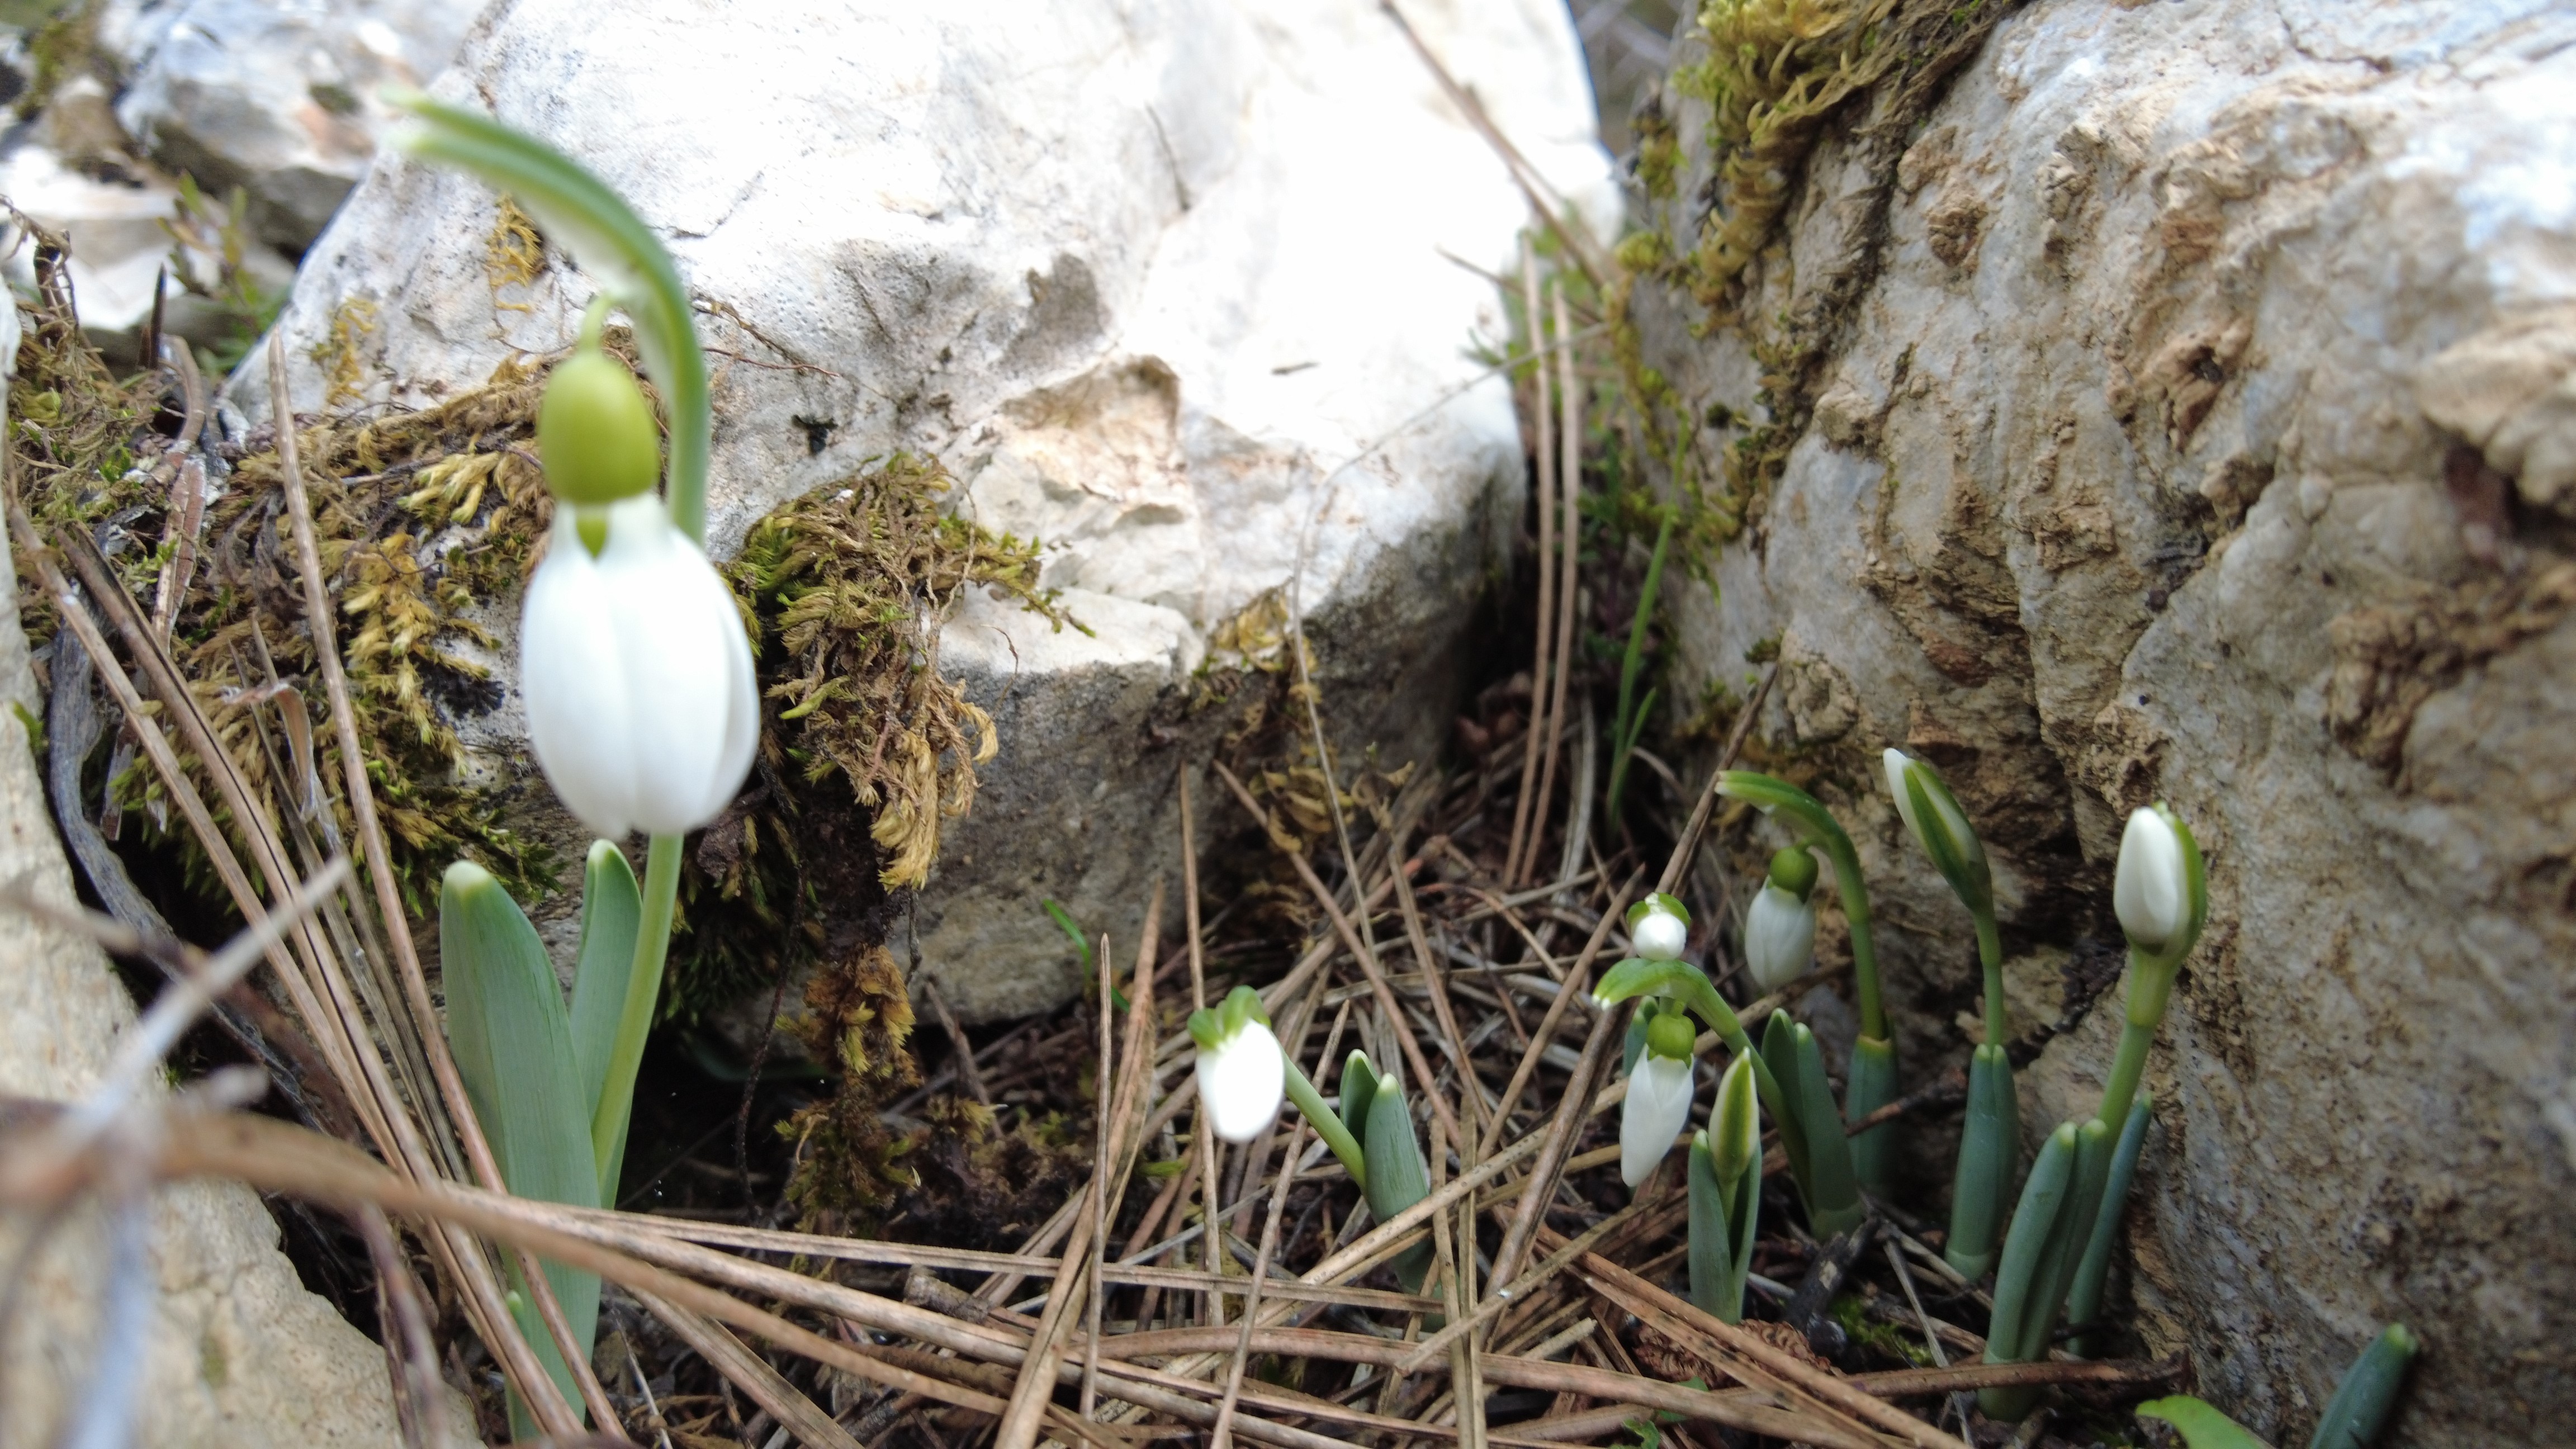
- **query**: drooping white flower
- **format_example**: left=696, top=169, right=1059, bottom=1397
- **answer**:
left=1193, top=1015, right=1286, bottom=1144
left=2114, top=806, right=2190, bottom=955
left=520, top=494, right=757, bottom=839
left=1621, top=1051, right=1697, bottom=1188
left=1744, top=882, right=1816, bottom=992
left=1631, top=895, right=1690, bottom=962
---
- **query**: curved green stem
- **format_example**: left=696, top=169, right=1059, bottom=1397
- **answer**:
left=1679, top=977, right=1792, bottom=1115
left=391, top=92, right=711, bottom=543
left=590, top=833, right=678, bottom=1196
left=1282, top=1056, right=1368, bottom=1187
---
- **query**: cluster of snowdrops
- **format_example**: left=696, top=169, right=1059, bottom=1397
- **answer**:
left=399, top=97, right=2413, bottom=1448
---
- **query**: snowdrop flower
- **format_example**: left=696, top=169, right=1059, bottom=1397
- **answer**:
left=1627, top=892, right=1692, bottom=962
left=1883, top=747, right=1990, bottom=915
left=1190, top=987, right=1285, bottom=1143
left=1743, top=847, right=1818, bottom=992
left=2114, top=803, right=2203, bottom=962
left=1620, top=1007, right=1699, bottom=1188
left=521, top=493, right=757, bottom=839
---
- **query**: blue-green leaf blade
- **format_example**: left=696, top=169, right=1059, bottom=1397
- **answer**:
left=567, top=840, right=643, bottom=1130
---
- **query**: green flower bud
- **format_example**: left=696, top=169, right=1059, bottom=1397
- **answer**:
left=1766, top=846, right=1819, bottom=899
left=537, top=301, right=661, bottom=506
left=1646, top=1009, right=1698, bottom=1062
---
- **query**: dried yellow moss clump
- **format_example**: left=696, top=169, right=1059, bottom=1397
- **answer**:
left=727, top=454, right=1059, bottom=891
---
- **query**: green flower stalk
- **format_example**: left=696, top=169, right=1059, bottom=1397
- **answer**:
left=1688, top=1054, right=1761, bottom=1323
left=1714, top=773, right=1896, bottom=1195
left=1882, top=747, right=2019, bottom=1279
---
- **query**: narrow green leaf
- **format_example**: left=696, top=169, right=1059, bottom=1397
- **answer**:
left=567, top=841, right=642, bottom=1129
left=1787, top=1022, right=1862, bottom=1238
left=1945, top=1043, right=2018, bottom=1280
left=2307, top=1324, right=2418, bottom=1449
left=1760, top=1012, right=1813, bottom=1205
left=1845, top=1033, right=1898, bottom=1199
left=1986, top=1121, right=2077, bottom=1367
left=2067, top=1091, right=2152, bottom=1356
left=1362, top=1078, right=1433, bottom=1293
left=2138, top=1396, right=2277, bottom=1449
left=1339, top=1050, right=1380, bottom=1148
left=438, top=861, right=600, bottom=1426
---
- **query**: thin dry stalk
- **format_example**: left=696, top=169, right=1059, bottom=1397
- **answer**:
left=1564, top=1239, right=1966, bottom=1449
left=635, top=1287, right=861, bottom=1449
left=1209, top=1118, right=1306, bottom=1449
left=922, top=979, right=988, bottom=1104
left=1505, top=240, right=1556, bottom=888
left=1522, top=282, right=1583, bottom=891
left=357, top=1204, right=451, bottom=1449
left=1476, top=870, right=1639, bottom=1162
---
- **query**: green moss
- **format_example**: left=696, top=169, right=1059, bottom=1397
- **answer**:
left=1830, top=1292, right=1938, bottom=1366
left=672, top=454, right=1061, bottom=1020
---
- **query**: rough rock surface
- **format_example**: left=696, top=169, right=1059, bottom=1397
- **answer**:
left=1631, top=1, right=2575, bottom=1443
left=98, top=0, right=487, bottom=253
left=243, top=0, right=1614, bottom=1022
left=0, top=523, right=449, bottom=1445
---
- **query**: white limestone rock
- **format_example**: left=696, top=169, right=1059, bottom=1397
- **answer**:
left=238, top=0, right=1613, bottom=1021
left=98, top=0, right=486, bottom=252
left=1630, top=1, right=2576, bottom=1442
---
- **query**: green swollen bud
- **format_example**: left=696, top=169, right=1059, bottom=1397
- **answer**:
left=1766, top=846, right=1819, bottom=900
left=1646, top=1010, right=1697, bottom=1062
left=1187, top=1008, right=1222, bottom=1052
left=538, top=301, right=661, bottom=505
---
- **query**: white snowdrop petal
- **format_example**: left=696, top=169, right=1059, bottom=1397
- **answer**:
left=1632, top=908, right=1689, bottom=962
left=1620, top=1054, right=1696, bottom=1188
left=1882, top=747, right=1922, bottom=841
left=2115, top=808, right=2188, bottom=951
left=520, top=521, right=640, bottom=838
left=1744, top=884, right=1816, bottom=992
left=1197, top=1021, right=1285, bottom=1143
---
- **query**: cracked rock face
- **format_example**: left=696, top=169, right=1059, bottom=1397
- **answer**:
left=1633, top=1, right=2575, bottom=1442
left=239, top=0, right=1612, bottom=1023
